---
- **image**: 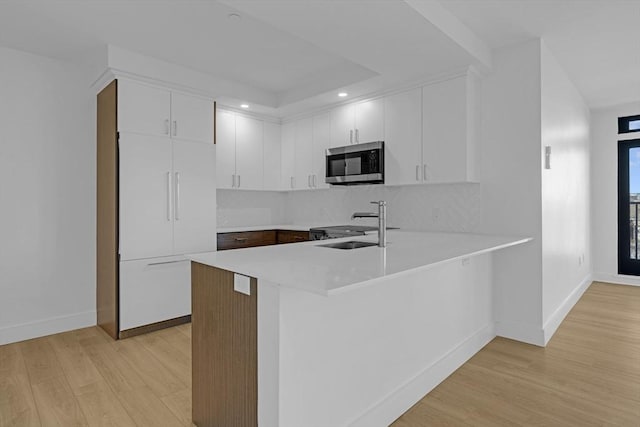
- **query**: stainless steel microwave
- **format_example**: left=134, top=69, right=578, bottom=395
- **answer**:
left=325, top=141, right=384, bottom=185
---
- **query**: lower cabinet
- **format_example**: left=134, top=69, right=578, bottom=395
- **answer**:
left=119, top=256, right=191, bottom=332
left=217, top=230, right=310, bottom=251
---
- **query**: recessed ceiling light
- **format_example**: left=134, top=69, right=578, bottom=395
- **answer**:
left=228, top=13, right=242, bottom=21
left=338, top=92, right=348, bottom=97
left=240, top=104, right=249, bottom=109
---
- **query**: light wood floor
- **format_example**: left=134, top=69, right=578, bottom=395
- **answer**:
left=1, top=281, right=639, bottom=426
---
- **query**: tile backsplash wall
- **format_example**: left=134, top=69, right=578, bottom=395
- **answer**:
left=287, top=183, right=481, bottom=232
left=217, top=190, right=288, bottom=227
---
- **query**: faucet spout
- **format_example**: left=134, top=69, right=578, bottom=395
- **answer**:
left=351, top=201, right=387, bottom=247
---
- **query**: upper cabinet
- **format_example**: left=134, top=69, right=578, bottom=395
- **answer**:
left=329, top=98, right=384, bottom=147
left=216, top=109, right=287, bottom=191
left=421, top=73, right=478, bottom=183
left=282, top=111, right=331, bottom=191
left=118, top=79, right=213, bottom=144
left=384, top=88, right=423, bottom=186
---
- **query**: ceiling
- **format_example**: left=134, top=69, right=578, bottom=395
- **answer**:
left=0, top=0, right=638, bottom=112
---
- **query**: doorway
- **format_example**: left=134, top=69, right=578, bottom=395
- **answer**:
left=618, top=138, right=640, bottom=275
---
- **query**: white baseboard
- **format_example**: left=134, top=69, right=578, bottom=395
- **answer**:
left=495, top=320, right=545, bottom=347
left=592, top=272, right=640, bottom=287
left=348, top=324, right=495, bottom=427
left=542, top=274, right=592, bottom=345
left=0, top=311, right=96, bottom=345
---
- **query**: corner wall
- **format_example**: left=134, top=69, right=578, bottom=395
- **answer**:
left=0, top=47, right=96, bottom=344
left=479, top=39, right=544, bottom=344
left=540, top=43, right=592, bottom=342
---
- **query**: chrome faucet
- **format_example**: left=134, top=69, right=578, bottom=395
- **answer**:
left=352, top=201, right=387, bottom=247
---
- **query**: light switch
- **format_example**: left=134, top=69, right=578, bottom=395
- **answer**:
left=234, top=273, right=251, bottom=295
left=544, top=146, right=551, bottom=169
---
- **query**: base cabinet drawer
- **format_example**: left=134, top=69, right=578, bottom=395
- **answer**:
left=119, top=256, right=191, bottom=331
left=276, top=230, right=310, bottom=244
left=217, top=231, right=277, bottom=251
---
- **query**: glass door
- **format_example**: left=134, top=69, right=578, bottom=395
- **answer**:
left=618, top=139, right=640, bottom=275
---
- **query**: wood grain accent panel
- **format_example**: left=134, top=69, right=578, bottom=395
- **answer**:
left=276, top=229, right=310, bottom=244
left=192, top=262, right=257, bottom=427
left=216, top=230, right=277, bottom=251
left=118, top=315, right=191, bottom=339
left=97, top=80, right=119, bottom=340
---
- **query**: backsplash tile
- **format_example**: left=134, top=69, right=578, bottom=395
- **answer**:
left=218, top=184, right=481, bottom=232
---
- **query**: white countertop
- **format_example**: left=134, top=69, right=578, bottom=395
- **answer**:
left=188, top=230, right=531, bottom=296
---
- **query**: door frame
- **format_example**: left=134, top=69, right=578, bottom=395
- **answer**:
left=618, top=138, right=640, bottom=275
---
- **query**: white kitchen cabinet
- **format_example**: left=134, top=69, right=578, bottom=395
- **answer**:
left=119, top=256, right=191, bottom=330
left=215, top=110, right=265, bottom=190
left=235, top=115, right=264, bottom=190
left=172, top=140, right=217, bottom=255
left=119, top=133, right=174, bottom=260
left=171, top=92, right=214, bottom=143
left=312, top=112, right=330, bottom=189
left=384, top=88, right=423, bottom=185
left=294, top=117, right=313, bottom=190
left=329, top=98, right=384, bottom=147
left=263, top=121, right=282, bottom=190
left=281, top=121, right=295, bottom=190
left=118, top=133, right=217, bottom=260
left=422, top=74, right=478, bottom=183
left=118, top=79, right=213, bottom=143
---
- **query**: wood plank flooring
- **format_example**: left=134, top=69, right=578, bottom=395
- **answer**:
left=1, top=282, right=639, bottom=426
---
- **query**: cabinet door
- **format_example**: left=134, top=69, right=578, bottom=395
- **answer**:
left=422, top=76, right=467, bottom=183
left=235, top=115, right=264, bottom=190
left=294, top=117, right=313, bottom=190
left=312, top=112, right=330, bottom=189
left=172, top=140, right=217, bottom=255
left=171, top=92, right=214, bottom=143
left=216, top=110, right=236, bottom=189
left=263, top=121, right=282, bottom=190
left=281, top=122, right=295, bottom=190
left=118, top=80, right=171, bottom=137
left=119, top=257, right=191, bottom=330
left=384, top=88, right=423, bottom=185
left=330, top=103, right=355, bottom=147
left=119, top=133, right=173, bottom=260
left=355, top=98, right=384, bottom=144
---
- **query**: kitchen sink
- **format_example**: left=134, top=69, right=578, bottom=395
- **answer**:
left=318, top=240, right=379, bottom=250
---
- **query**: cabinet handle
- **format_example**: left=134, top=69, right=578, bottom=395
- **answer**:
left=237, top=175, right=241, bottom=188
left=234, top=237, right=249, bottom=242
left=423, top=164, right=428, bottom=181
left=172, top=120, right=177, bottom=136
left=355, top=128, right=359, bottom=143
left=294, top=236, right=305, bottom=241
left=175, top=172, right=181, bottom=221
left=313, top=174, right=317, bottom=187
left=166, top=172, right=172, bottom=221
left=350, top=129, right=353, bottom=144
left=308, top=174, right=312, bottom=188
left=164, top=119, right=170, bottom=135
left=416, top=165, right=420, bottom=181
left=232, top=174, right=236, bottom=188
left=291, top=176, right=295, bottom=189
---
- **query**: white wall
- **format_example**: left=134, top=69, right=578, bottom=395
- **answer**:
left=0, top=47, right=95, bottom=344
left=479, top=39, right=544, bottom=344
left=540, top=43, right=592, bottom=340
left=592, top=101, right=640, bottom=285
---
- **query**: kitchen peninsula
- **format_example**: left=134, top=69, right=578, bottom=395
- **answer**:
left=188, top=230, right=531, bottom=427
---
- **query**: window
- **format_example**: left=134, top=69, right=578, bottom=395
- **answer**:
left=618, top=114, right=640, bottom=134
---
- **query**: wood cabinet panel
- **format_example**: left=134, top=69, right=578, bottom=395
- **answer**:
left=217, top=231, right=277, bottom=251
left=276, top=230, right=310, bottom=244
left=192, top=263, right=257, bottom=427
